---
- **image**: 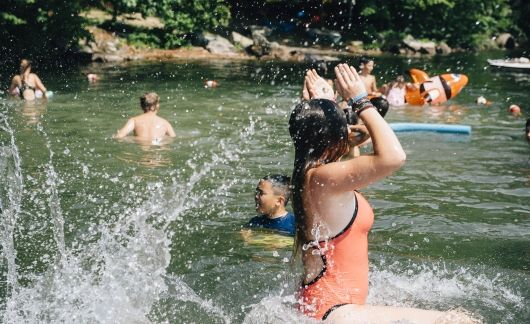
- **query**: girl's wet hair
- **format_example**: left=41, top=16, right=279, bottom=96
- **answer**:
left=20, top=59, right=32, bottom=75
left=289, top=99, right=349, bottom=256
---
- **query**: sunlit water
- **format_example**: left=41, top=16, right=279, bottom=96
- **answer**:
left=0, top=52, right=529, bottom=323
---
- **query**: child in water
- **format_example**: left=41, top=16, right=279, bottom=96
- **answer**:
left=8, top=59, right=47, bottom=101
left=247, top=174, right=295, bottom=236
left=115, top=92, right=176, bottom=141
left=291, top=65, right=468, bottom=322
left=358, top=57, right=381, bottom=97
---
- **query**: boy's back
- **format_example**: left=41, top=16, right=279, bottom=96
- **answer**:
left=130, top=114, right=174, bottom=139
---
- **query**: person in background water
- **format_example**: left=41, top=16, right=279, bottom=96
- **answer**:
left=384, top=75, right=407, bottom=107
left=247, top=174, right=295, bottom=236
left=358, top=57, right=381, bottom=97
left=8, top=59, right=47, bottom=101
left=115, top=92, right=176, bottom=140
left=509, top=104, right=522, bottom=118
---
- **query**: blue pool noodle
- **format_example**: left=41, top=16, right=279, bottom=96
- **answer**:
left=390, top=123, right=471, bottom=134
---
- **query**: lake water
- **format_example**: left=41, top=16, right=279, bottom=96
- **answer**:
left=0, top=52, right=529, bottom=323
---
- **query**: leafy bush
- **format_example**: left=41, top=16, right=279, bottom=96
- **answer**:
left=127, top=32, right=161, bottom=48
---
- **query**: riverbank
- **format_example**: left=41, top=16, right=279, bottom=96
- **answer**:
left=79, top=9, right=489, bottom=64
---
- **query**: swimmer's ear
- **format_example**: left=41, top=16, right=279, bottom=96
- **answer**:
left=277, top=195, right=286, bottom=207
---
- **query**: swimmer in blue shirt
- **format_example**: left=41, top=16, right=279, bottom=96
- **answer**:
left=247, top=174, right=295, bottom=236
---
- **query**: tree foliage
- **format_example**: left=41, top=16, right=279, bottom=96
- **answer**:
left=151, top=0, right=231, bottom=47
left=0, top=0, right=87, bottom=65
left=0, top=0, right=528, bottom=64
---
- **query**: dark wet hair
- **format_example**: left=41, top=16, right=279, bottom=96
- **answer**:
left=526, top=118, right=530, bottom=131
left=289, top=99, right=349, bottom=256
left=262, top=174, right=292, bottom=206
left=19, top=59, right=32, bottom=81
left=359, top=57, right=374, bottom=66
left=370, top=97, right=389, bottom=118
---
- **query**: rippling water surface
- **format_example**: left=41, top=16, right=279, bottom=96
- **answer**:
left=0, top=52, right=529, bottom=323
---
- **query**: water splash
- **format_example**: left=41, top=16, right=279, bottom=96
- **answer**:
left=36, top=123, right=66, bottom=258
left=368, top=258, right=527, bottom=322
left=0, top=111, right=24, bottom=296
left=0, top=114, right=258, bottom=322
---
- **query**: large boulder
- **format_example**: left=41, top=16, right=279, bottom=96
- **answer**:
left=436, top=42, right=452, bottom=55
left=202, top=32, right=237, bottom=54
left=231, top=32, right=253, bottom=49
left=306, top=28, right=342, bottom=45
left=250, top=28, right=273, bottom=57
left=402, top=35, right=436, bottom=55
left=495, top=33, right=516, bottom=49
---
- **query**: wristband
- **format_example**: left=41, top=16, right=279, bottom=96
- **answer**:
left=347, top=97, right=375, bottom=116
left=349, top=92, right=368, bottom=103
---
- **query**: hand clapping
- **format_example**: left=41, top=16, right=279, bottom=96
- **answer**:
left=302, top=69, right=335, bottom=101
left=301, top=64, right=368, bottom=104
left=334, top=63, right=368, bottom=102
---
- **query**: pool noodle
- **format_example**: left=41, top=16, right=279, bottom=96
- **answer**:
left=390, top=123, right=471, bottom=134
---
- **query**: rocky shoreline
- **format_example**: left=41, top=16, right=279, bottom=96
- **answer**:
left=79, top=24, right=516, bottom=64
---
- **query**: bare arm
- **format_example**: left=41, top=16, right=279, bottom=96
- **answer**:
left=33, top=74, right=47, bottom=96
left=115, top=118, right=135, bottom=139
left=312, top=63, right=406, bottom=193
left=371, top=76, right=378, bottom=94
left=166, top=121, right=176, bottom=137
left=8, top=76, right=19, bottom=95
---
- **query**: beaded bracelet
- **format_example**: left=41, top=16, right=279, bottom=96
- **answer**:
left=347, top=97, right=375, bottom=116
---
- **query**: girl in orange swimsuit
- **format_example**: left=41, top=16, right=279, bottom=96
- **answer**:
left=290, top=64, right=406, bottom=321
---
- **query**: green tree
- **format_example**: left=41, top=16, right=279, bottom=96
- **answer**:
left=0, top=0, right=87, bottom=65
left=153, top=0, right=231, bottom=47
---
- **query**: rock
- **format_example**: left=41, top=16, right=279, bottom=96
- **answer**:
left=495, top=33, right=515, bottom=49
left=346, top=40, right=364, bottom=53
left=269, top=46, right=304, bottom=62
left=202, top=32, right=237, bottom=54
left=231, top=32, right=253, bottom=49
left=436, top=42, right=452, bottom=55
left=250, top=29, right=272, bottom=57
left=306, top=28, right=342, bottom=44
left=92, top=54, right=125, bottom=62
left=79, top=45, right=93, bottom=54
left=402, top=35, right=436, bottom=55
left=249, top=25, right=272, bottom=37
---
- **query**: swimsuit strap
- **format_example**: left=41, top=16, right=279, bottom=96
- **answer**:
left=302, top=192, right=359, bottom=287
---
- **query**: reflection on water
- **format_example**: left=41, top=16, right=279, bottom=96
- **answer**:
left=21, top=100, right=47, bottom=125
left=115, top=136, right=174, bottom=168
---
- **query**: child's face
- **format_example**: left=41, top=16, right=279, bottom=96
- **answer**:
left=362, top=61, right=374, bottom=73
left=255, top=180, right=281, bottom=215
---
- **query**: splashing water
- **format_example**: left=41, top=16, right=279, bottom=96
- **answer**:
left=0, top=111, right=24, bottom=296
left=0, top=114, right=261, bottom=323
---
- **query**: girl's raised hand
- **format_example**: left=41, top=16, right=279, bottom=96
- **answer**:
left=334, top=63, right=367, bottom=102
left=304, top=69, right=335, bottom=101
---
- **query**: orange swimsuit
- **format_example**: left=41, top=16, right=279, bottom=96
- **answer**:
left=298, top=191, right=374, bottom=320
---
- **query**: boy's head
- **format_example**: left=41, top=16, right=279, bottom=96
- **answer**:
left=140, top=92, right=160, bottom=112
left=359, top=57, right=374, bottom=73
left=370, top=96, right=389, bottom=118
left=255, top=174, right=291, bottom=216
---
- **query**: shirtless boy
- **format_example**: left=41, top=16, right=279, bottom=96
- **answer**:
left=115, top=92, right=176, bottom=140
left=359, top=58, right=381, bottom=97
